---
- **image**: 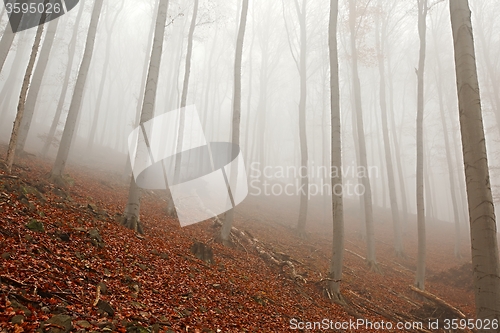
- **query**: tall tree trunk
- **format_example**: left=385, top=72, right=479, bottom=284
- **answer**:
left=173, top=0, right=199, bottom=184
left=41, top=1, right=85, bottom=157
left=123, top=0, right=159, bottom=179
left=435, top=68, right=461, bottom=257
left=387, top=55, right=409, bottom=233
left=122, top=0, right=170, bottom=233
left=5, top=1, right=48, bottom=172
left=328, top=0, right=344, bottom=302
left=295, top=0, right=309, bottom=236
left=220, top=0, right=250, bottom=244
left=375, top=4, right=403, bottom=256
left=415, top=0, right=427, bottom=290
left=87, top=1, right=124, bottom=153
left=16, top=18, right=59, bottom=154
left=348, top=0, right=377, bottom=270
left=50, top=0, right=105, bottom=182
left=449, top=0, right=500, bottom=326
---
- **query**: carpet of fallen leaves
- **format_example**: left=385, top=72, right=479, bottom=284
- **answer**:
left=0, top=147, right=478, bottom=332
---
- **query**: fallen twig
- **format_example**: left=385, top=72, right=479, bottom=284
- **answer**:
left=0, top=174, right=18, bottom=180
left=93, top=284, right=101, bottom=306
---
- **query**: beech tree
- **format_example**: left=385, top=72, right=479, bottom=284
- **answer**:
left=348, top=0, right=378, bottom=270
left=415, top=0, right=427, bottom=290
left=327, top=0, right=344, bottom=302
left=375, top=0, right=403, bottom=257
left=121, top=0, right=170, bottom=232
left=50, top=0, right=105, bottom=183
left=41, top=1, right=86, bottom=157
left=449, top=0, right=500, bottom=325
left=4, top=4, right=48, bottom=173
left=16, top=18, right=59, bottom=154
left=220, top=0, right=250, bottom=244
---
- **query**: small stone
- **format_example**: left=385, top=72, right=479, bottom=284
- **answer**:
left=75, top=320, right=91, bottom=328
left=98, top=281, right=108, bottom=294
left=137, top=263, right=147, bottom=270
left=96, top=300, right=115, bottom=316
left=45, top=314, right=72, bottom=332
left=58, top=232, right=71, bottom=242
left=11, top=314, right=24, bottom=324
left=1, top=252, right=11, bottom=260
left=212, top=284, right=221, bottom=289
left=159, top=253, right=169, bottom=260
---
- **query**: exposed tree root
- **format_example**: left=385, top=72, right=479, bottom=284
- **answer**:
left=367, top=260, right=382, bottom=273
left=48, top=174, right=69, bottom=188
left=409, top=285, right=466, bottom=319
left=213, top=220, right=306, bottom=283
left=120, top=215, right=144, bottom=234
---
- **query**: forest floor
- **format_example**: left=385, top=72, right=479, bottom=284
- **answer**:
left=0, top=146, right=479, bottom=332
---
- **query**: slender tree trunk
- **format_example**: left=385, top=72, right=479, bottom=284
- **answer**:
left=123, top=0, right=159, bottom=179
left=375, top=5, right=403, bottom=256
left=348, top=0, right=377, bottom=270
left=220, top=0, right=250, bottom=244
left=122, top=0, right=170, bottom=232
left=449, top=0, right=500, bottom=326
left=16, top=18, right=59, bottom=154
left=294, top=0, right=309, bottom=236
left=50, top=0, right=105, bottom=181
left=87, top=2, right=124, bottom=152
left=328, top=0, right=344, bottom=302
left=5, top=2, right=48, bottom=172
left=41, top=1, right=85, bottom=157
left=435, top=71, right=461, bottom=257
left=415, top=0, right=427, bottom=290
left=173, top=0, right=199, bottom=183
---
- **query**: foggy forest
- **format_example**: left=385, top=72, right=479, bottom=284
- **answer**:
left=1, top=0, right=500, bottom=331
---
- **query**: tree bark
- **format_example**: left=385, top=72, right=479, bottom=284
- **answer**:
left=327, top=0, right=344, bottom=302
left=294, top=0, right=309, bottom=236
left=122, top=0, right=170, bottom=232
left=220, top=0, right=250, bottom=244
left=449, top=0, right=500, bottom=326
left=415, top=0, right=427, bottom=290
left=375, top=3, right=403, bottom=256
left=41, top=1, right=85, bottom=157
left=50, top=0, right=105, bottom=180
left=5, top=6, right=47, bottom=173
left=348, top=0, right=377, bottom=270
left=173, top=0, right=199, bottom=184
left=15, top=18, right=59, bottom=154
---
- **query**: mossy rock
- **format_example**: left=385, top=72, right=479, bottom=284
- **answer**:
left=25, top=219, right=44, bottom=232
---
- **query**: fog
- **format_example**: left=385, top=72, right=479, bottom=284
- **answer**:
left=2, top=1, right=500, bottom=241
